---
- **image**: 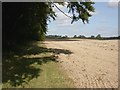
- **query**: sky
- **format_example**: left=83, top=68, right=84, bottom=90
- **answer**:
left=47, top=1, right=118, bottom=37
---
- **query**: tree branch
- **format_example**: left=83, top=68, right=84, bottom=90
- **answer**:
left=52, top=2, right=72, bottom=19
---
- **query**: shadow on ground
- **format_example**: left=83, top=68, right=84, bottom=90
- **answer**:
left=2, top=42, right=73, bottom=87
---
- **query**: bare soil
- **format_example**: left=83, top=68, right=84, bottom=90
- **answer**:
left=45, top=39, right=118, bottom=88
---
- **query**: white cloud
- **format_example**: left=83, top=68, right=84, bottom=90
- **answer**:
left=52, top=4, right=73, bottom=27
left=108, top=0, right=119, bottom=8
left=55, top=12, right=73, bottom=27
left=52, top=2, right=98, bottom=27
left=89, top=11, right=98, bottom=15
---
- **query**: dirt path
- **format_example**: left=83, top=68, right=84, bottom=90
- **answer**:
left=45, top=39, right=118, bottom=88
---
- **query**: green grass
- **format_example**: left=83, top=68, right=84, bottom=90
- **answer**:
left=2, top=42, right=74, bottom=88
left=22, top=62, right=74, bottom=88
left=3, top=57, right=74, bottom=88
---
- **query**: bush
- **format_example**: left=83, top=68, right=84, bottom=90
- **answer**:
left=96, top=34, right=102, bottom=39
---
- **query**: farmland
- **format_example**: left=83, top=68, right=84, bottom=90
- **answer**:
left=45, top=39, right=118, bottom=88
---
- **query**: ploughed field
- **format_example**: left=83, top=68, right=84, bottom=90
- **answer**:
left=45, top=39, right=118, bottom=88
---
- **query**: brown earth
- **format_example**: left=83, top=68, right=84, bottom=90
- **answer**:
left=45, top=39, right=118, bottom=88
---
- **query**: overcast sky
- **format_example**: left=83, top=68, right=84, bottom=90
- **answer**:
left=47, top=1, right=118, bottom=37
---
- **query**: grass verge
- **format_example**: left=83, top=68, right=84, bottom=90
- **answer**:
left=2, top=41, right=74, bottom=88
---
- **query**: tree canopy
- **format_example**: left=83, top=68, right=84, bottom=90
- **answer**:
left=3, top=2, right=95, bottom=50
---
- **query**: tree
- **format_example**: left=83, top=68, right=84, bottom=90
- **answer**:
left=78, top=35, right=86, bottom=38
left=3, top=2, right=55, bottom=49
left=91, top=35, right=95, bottom=39
left=96, top=34, right=102, bottom=39
left=73, top=35, right=77, bottom=38
left=3, top=2, right=95, bottom=50
left=62, top=35, right=68, bottom=39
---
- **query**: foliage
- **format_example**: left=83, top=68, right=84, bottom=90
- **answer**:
left=3, top=2, right=55, bottom=50
left=46, top=35, right=62, bottom=39
left=89, top=35, right=94, bottom=39
left=96, top=34, right=102, bottom=39
left=46, top=34, right=120, bottom=40
left=78, top=35, right=86, bottom=38
left=46, top=35, right=69, bottom=39
left=98, top=36, right=119, bottom=40
left=66, top=1, right=95, bottom=24
left=73, top=35, right=77, bottom=38
left=62, top=35, right=68, bottom=39
left=3, top=2, right=95, bottom=50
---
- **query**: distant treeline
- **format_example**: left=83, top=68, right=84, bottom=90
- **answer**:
left=46, top=34, right=120, bottom=40
left=46, top=35, right=69, bottom=39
